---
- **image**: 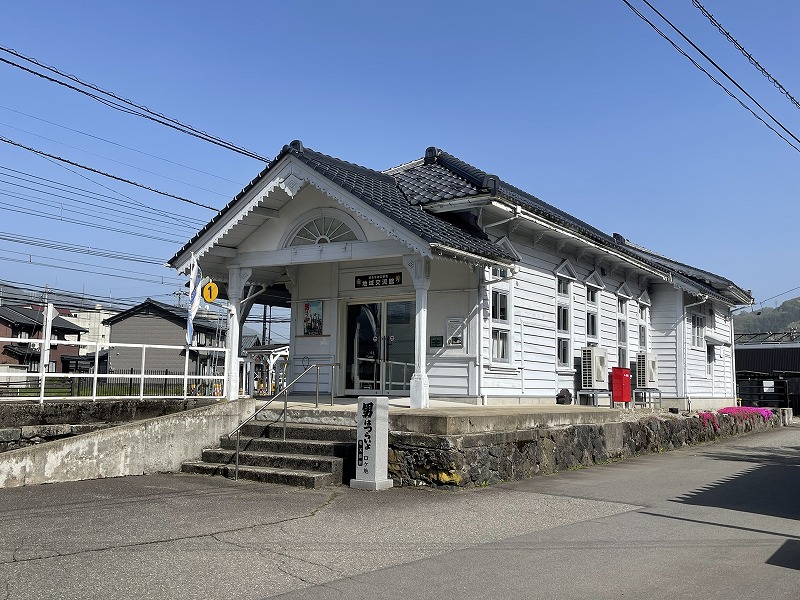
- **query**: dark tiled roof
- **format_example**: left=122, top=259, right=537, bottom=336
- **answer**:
left=0, top=306, right=87, bottom=333
left=612, top=234, right=752, bottom=304
left=391, top=161, right=479, bottom=204
left=168, top=141, right=750, bottom=305
left=288, top=146, right=512, bottom=263
left=169, top=142, right=514, bottom=266
left=103, top=298, right=226, bottom=332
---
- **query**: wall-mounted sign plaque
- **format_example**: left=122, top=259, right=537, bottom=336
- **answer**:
left=355, top=273, right=402, bottom=288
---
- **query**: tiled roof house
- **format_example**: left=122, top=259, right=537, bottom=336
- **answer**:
left=169, top=141, right=752, bottom=409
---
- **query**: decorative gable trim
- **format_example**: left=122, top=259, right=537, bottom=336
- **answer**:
left=174, top=156, right=432, bottom=273
left=585, top=270, right=605, bottom=290
left=638, top=290, right=651, bottom=306
left=495, top=236, right=520, bottom=262
left=554, top=259, right=577, bottom=280
left=616, top=282, right=633, bottom=299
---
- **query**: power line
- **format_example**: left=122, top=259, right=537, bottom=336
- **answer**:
left=0, top=193, right=183, bottom=243
left=621, top=0, right=800, bottom=154
left=0, top=120, right=232, bottom=197
left=0, top=250, right=182, bottom=285
left=0, top=187, right=187, bottom=240
left=0, top=231, right=165, bottom=264
left=692, top=0, right=800, bottom=112
left=0, top=165, right=207, bottom=227
left=0, top=103, right=243, bottom=184
left=0, top=134, right=220, bottom=210
left=0, top=178, right=199, bottom=233
left=0, top=46, right=270, bottom=162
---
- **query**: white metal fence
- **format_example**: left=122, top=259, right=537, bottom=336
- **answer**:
left=0, top=336, right=228, bottom=404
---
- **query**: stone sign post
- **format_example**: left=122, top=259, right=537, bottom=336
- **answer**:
left=350, top=396, right=393, bottom=491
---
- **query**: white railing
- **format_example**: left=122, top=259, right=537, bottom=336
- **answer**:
left=0, top=336, right=228, bottom=404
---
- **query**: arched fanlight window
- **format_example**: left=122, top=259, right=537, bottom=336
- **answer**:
left=289, top=216, right=358, bottom=246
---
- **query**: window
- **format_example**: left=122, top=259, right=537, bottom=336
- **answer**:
left=691, top=314, right=706, bottom=348
left=639, top=324, right=647, bottom=351
left=618, top=295, right=628, bottom=366
left=290, top=216, right=358, bottom=246
left=586, top=287, right=599, bottom=340
left=557, top=304, right=570, bottom=367
left=557, top=277, right=570, bottom=296
left=492, top=329, right=509, bottom=361
left=490, top=281, right=511, bottom=363
left=492, top=267, right=507, bottom=278
left=706, top=345, right=714, bottom=376
left=491, top=290, right=508, bottom=322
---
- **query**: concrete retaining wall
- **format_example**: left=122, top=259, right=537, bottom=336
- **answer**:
left=388, top=410, right=782, bottom=488
left=0, top=398, right=254, bottom=488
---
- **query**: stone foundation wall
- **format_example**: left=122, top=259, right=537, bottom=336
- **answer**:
left=388, top=411, right=782, bottom=488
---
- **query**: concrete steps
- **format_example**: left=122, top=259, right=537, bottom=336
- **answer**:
left=180, top=420, right=357, bottom=488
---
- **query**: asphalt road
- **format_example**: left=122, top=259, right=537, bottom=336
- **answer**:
left=1, top=424, right=799, bottom=600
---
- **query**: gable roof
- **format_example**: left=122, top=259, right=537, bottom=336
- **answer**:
left=168, top=141, right=751, bottom=306
left=611, top=234, right=752, bottom=305
left=0, top=306, right=87, bottom=334
left=103, top=298, right=226, bottom=333
left=169, top=141, right=516, bottom=269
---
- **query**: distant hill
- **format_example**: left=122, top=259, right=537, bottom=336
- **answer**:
left=734, top=297, right=800, bottom=333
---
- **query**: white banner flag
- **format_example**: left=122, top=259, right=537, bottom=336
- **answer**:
left=186, top=254, right=202, bottom=346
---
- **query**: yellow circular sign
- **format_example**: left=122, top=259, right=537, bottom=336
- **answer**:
left=202, top=281, right=219, bottom=303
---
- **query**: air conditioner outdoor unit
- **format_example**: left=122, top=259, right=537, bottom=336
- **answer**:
left=636, top=352, right=658, bottom=389
left=581, top=347, right=608, bottom=390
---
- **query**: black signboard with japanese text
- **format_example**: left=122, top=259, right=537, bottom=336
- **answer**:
left=355, top=272, right=402, bottom=289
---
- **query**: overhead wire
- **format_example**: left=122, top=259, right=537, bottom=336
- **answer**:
left=0, top=46, right=270, bottom=162
left=0, top=192, right=183, bottom=243
left=0, top=231, right=165, bottom=264
left=0, top=251, right=182, bottom=285
left=0, top=178, right=199, bottom=233
left=0, top=187, right=188, bottom=239
left=0, top=165, right=207, bottom=227
left=621, top=0, right=800, bottom=154
left=0, top=103, right=243, bottom=184
left=692, top=0, right=800, bottom=112
left=0, top=121, right=232, bottom=197
left=0, top=134, right=220, bottom=210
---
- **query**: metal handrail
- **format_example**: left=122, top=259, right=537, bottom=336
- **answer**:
left=227, top=362, right=337, bottom=481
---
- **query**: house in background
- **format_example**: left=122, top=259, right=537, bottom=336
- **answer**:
left=734, top=331, right=800, bottom=412
left=102, top=298, right=226, bottom=374
left=0, top=305, right=87, bottom=373
left=169, top=141, right=752, bottom=409
left=67, top=304, right=116, bottom=355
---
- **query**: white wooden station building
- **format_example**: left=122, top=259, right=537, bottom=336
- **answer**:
left=169, top=141, right=752, bottom=410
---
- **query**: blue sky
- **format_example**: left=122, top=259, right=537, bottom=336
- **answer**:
left=1, top=1, right=799, bottom=323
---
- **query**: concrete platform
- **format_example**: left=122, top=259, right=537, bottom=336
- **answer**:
left=253, top=396, right=621, bottom=435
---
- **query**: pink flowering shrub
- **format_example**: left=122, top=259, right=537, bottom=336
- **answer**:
left=697, top=411, right=719, bottom=432
left=718, top=406, right=774, bottom=421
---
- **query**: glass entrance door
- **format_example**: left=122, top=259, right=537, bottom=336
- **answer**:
left=345, top=300, right=415, bottom=395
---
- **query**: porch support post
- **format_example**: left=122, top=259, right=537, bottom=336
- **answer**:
left=225, top=265, right=251, bottom=401
left=404, top=254, right=430, bottom=409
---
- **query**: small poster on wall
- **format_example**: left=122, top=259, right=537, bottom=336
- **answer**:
left=303, top=300, right=323, bottom=335
left=446, top=318, right=464, bottom=347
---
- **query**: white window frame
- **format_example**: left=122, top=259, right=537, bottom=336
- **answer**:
left=691, top=314, right=706, bottom=349
left=489, top=271, right=512, bottom=364
left=586, top=286, right=599, bottom=341
left=557, top=279, right=571, bottom=369
left=617, top=294, right=628, bottom=368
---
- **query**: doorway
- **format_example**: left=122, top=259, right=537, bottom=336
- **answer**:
left=344, top=300, right=415, bottom=395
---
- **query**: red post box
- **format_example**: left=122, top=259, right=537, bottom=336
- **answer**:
left=611, top=367, right=631, bottom=403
